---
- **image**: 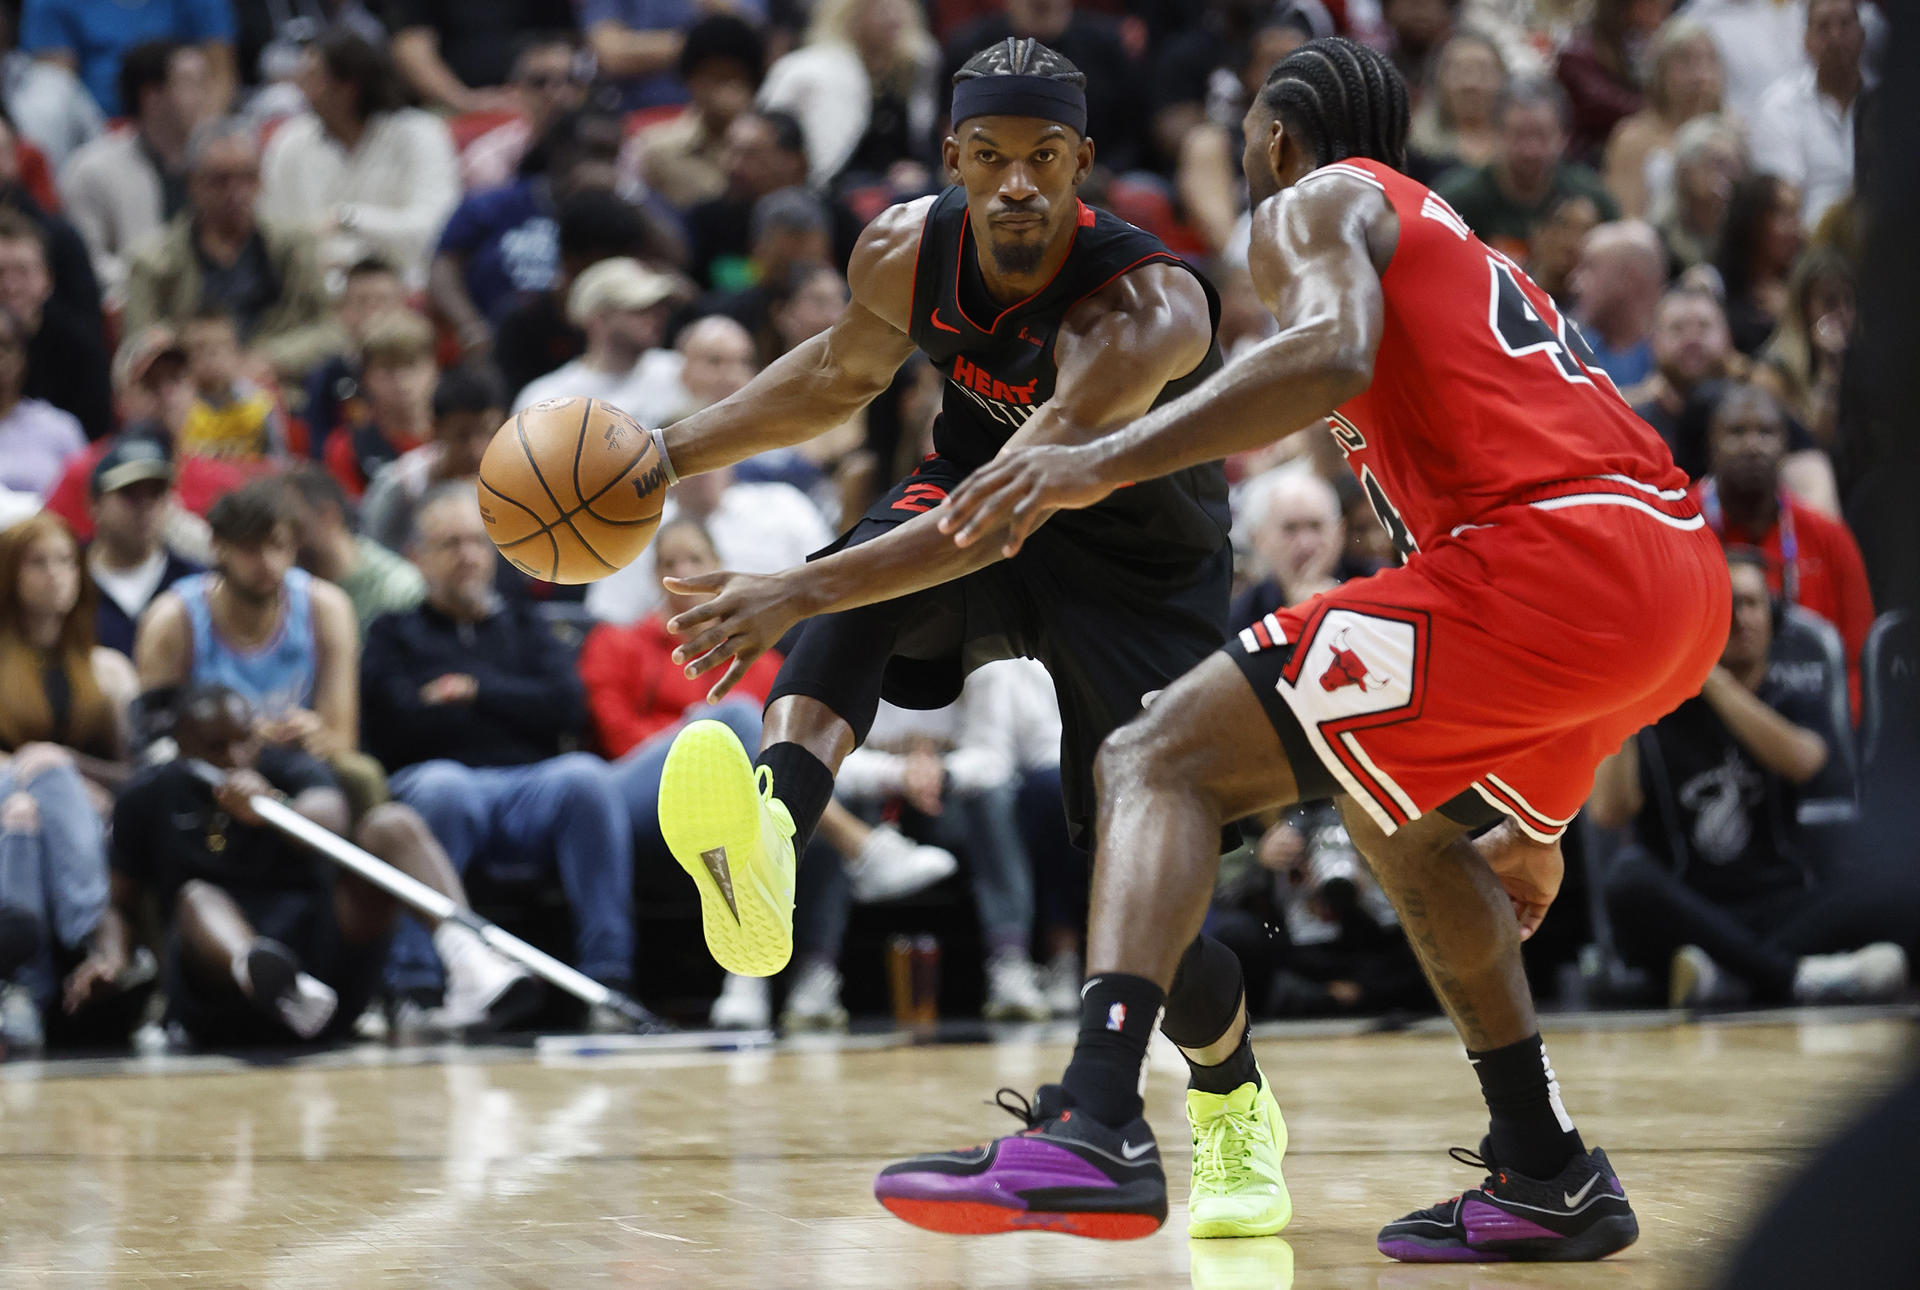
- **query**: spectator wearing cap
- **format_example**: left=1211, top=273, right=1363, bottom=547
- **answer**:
left=0, top=306, right=84, bottom=496
left=1435, top=79, right=1618, bottom=263
left=390, top=2, right=578, bottom=117
left=0, top=208, right=110, bottom=441
left=282, top=463, right=424, bottom=632
left=40, top=326, right=265, bottom=550
left=16, top=0, right=234, bottom=119
left=360, top=366, right=506, bottom=556
left=511, top=257, right=686, bottom=426
left=81, top=436, right=204, bottom=658
left=460, top=38, right=591, bottom=192
left=323, top=309, right=438, bottom=499
left=59, top=41, right=217, bottom=303
left=582, top=0, right=769, bottom=113
left=124, top=117, right=347, bottom=385
left=632, top=15, right=764, bottom=211
left=429, top=109, right=627, bottom=364
left=258, top=30, right=460, bottom=287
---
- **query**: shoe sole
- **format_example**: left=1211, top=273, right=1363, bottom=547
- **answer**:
left=1188, top=1197, right=1292, bottom=1239
left=1378, top=1212, right=1640, bottom=1263
left=879, top=1196, right=1163, bottom=1240
left=659, top=721, right=794, bottom=977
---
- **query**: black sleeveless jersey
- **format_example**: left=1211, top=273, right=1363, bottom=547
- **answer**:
left=905, top=187, right=1231, bottom=561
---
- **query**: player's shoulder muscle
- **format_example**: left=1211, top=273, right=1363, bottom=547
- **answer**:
left=1058, top=261, right=1212, bottom=383
left=847, top=195, right=937, bottom=334
left=1246, top=169, right=1398, bottom=305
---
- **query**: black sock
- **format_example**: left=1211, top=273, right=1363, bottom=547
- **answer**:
left=1060, top=973, right=1165, bottom=1127
left=755, top=742, right=835, bottom=852
left=1185, top=1021, right=1261, bottom=1095
left=1469, top=1033, right=1586, bottom=1179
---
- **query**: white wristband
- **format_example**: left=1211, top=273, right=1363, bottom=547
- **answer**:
left=650, top=426, right=679, bottom=486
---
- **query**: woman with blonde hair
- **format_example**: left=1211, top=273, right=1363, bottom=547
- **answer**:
left=1753, top=248, right=1854, bottom=449
left=1406, top=31, right=1508, bottom=182
left=758, top=0, right=940, bottom=188
left=0, top=513, right=142, bottom=1050
left=1603, top=18, right=1724, bottom=218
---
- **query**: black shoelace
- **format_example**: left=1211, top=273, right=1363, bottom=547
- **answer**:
left=992, top=1088, right=1041, bottom=1129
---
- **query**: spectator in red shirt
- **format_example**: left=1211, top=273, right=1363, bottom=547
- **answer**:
left=1693, top=383, right=1873, bottom=716
left=580, top=517, right=780, bottom=760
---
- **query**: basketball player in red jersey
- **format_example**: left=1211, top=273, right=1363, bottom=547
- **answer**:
left=878, top=38, right=1729, bottom=1262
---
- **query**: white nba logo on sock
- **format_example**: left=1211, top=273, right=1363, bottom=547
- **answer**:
left=1107, top=1002, right=1127, bottom=1031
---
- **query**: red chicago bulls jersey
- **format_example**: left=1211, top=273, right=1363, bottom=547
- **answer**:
left=1312, top=159, right=1688, bottom=558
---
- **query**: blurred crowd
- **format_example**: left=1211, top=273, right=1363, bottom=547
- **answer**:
left=0, top=0, right=1910, bottom=1053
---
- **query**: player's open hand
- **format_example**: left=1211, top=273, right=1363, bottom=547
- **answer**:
left=1475, top=820, right=1563, bottom=942
left=666, top=570, right=805, bottom=702
left=936, top=443, right=1117, bottom=556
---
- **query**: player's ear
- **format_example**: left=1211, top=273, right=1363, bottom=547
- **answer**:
left=941, top=135, right=961, bottom=182
left=1074, top=133, right=1095, bottom=186
left=1266, top=118, right=1290, bottom=184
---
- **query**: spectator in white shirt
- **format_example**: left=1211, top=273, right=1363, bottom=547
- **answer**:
left=1751, top=0, right=1867, bottom=226
left=1688, top=0, right=1808, bottom=126
left=60, top=41, right=216, bottom=303
left=511, top=256, right=686, bottom=423
left=258, top=30, right=459, bottom=288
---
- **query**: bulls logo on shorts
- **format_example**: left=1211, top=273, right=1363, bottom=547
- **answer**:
left=1244, top=604, right=1431, bottom=833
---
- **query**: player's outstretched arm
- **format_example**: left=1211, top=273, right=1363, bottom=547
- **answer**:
left=661, top=264, right=1218, bottom=697
left=659, top=200, right=929, bottom=480
left=941, top=173, right=1395, bottom=553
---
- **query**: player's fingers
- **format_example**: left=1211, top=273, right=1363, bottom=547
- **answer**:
left=707, top=657, right=750, bottom=703
left=683, top=637, right=741, bottom=679
left=955, top=479, right=1023, bottom=548
left=666, top=601, right=725, bottom=642
left=675, top=624, right=735, bottom=671
left=663, top=572, right=728, bottom=595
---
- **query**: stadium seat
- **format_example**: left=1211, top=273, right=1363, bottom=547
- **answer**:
left=448, top=109, right=520, bottom=152
left=1770, top=606, right=1858, bottom=845
left=1859, top=609, right=1916, bottom=784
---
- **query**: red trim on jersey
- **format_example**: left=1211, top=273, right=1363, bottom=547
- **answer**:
left=1076, top=199, right=1096, bottom=228
left=952, top=209, right=1085, bottom=335
left=1251, top=618, right=1274, bottom=649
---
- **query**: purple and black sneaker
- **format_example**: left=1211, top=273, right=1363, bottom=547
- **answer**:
left=1377, top=1139, right=1639, bottom=1263
left=875, top=1085, right=1168, bottom=1240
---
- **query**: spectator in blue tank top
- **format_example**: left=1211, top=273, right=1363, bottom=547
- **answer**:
left=360, top=484, right=641, bottom=1021
left=130, top=477, right=390, bottom=819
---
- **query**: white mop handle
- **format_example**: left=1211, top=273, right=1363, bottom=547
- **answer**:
left=189, top=761, right=618, bottom=1010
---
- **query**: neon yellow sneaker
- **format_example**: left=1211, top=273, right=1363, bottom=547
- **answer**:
left=1186, top=1077, right=1292, bottom=1239
left=658, top=720, right=796, bottom=977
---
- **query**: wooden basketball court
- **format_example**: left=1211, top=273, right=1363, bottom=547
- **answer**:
left=1, top=1010, right=1911, bottom=1288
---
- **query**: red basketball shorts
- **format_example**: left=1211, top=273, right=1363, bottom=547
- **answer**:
left=1226, top=484, right=1732, bottom=842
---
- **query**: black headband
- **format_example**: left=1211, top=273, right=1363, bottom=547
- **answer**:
left=951, top=75, right=1087, bottom=137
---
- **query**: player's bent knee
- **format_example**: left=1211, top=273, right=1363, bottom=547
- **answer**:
left=1, top=792, right=40, bottom=833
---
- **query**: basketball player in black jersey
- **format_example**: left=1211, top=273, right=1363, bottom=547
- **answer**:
left=645, top=39, right=1291, bottom=1239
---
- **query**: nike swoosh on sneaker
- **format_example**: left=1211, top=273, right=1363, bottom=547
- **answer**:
left=1562, top=1174, right=1600, bottom=1208
left=701, top=847, right=741, bottom=922
left=1120, top=1140, right=1154, bottom=1160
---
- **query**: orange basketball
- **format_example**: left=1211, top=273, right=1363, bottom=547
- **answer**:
left=476, top=397, right=669, bottom=584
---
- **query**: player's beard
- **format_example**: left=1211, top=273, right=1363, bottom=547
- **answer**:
left=988, top=235, right=1049, bottom=277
